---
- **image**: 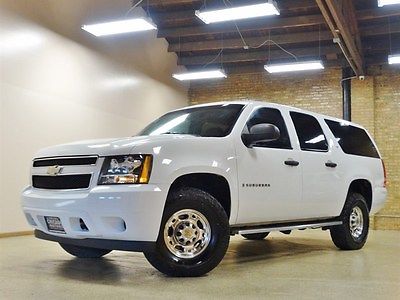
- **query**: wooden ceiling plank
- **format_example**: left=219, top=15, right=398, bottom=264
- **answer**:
left=168, top=30, right=333, bottom=52
left=143, top=0, right=317, bottom=9
left=151, top=0, right=318, bottom=22
left=156, top=8, right=400, bottom=39
left=158, top=14, right=325, bottom=38
left=178, top=45, right=341, bottom=65
left=168, top=20, right=400, bottom=53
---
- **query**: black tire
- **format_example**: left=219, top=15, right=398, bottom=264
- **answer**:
left=241, top=232, right=269, bottom=240
left=59, top=243, right=112, bottom=258
left=144, top=187, right=230, bottom=277
left=330, top=192, right=369, bottom=250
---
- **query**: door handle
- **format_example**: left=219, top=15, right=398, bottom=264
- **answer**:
left=284, top=159, right=300, bottom=166
left=325, top=161, right=337, bottom=168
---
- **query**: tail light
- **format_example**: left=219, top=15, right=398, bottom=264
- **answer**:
left=381, top=159, right=387, bottom=188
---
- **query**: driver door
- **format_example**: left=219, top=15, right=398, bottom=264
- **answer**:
left=235, top=107, right=303, bottom=224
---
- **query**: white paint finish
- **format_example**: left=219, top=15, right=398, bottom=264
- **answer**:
left=22, top=183, right=169, bottom=241
left=235, top=105, right=303, bottom=223
left=0, top=1, right=188, bottom=233
left=21, top=101, right=387, bottom=242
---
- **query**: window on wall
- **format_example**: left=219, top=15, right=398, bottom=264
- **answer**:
left=325, top=119, right=380, bottom=158
left=243, top=107, right=292, bottom=149
left=290, top=112, right=328, bottom=152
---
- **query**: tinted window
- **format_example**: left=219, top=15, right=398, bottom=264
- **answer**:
left=243, top=107, right=291, bottom=149
left=325, top=119, right=380, bottom=158
left=290, top=112, right=328, bottom=152
left=138, top=104, right=244, bottom=137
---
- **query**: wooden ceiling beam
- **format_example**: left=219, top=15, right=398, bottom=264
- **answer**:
left=143, top=0, right=317, bottom=9
left=168, top=30, right=333, bottom=52
left=178, top=45, right=341, bottom=65
left=150, top=0, right=318, bottom=22
left=316, top=0, right=364, bottom=76
left=168, top=21, right=400, bottom=53
left=187, top=55, right=388, bottom=76
left=157, top=8, right=400, bottom=39
left=158, top=14, right=325, bottom=38
left=141, top=0, right=199, bottom=6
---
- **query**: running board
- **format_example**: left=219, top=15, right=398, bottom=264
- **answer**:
left=236, top=221, right=342, bottom=235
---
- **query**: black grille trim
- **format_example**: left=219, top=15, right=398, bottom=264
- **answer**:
left=33, top=157, right=97, bottom=167
left=32, top=175, right=92, bottom=190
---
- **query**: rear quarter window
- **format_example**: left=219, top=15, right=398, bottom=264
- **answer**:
left=325, top=119, right=380, bottom=158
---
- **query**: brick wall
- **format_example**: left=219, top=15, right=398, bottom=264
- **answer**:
left=189, top=66, right=400, bottom=230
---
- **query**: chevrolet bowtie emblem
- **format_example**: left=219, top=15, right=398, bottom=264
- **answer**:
left=47, top=165, right=63, bottom=176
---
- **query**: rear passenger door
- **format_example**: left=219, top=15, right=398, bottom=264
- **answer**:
left=290, top=112, right=343, bottom=218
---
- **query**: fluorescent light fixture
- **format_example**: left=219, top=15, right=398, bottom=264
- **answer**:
left=195, top=1, right=280, bottom=24
left=172, top=69, right=227, bottom=81
left=377, top=0, right=400, bottom=7
left=388, top=54, right=400, bottom=64
left=81, top=18, right=156, bottom=37
left=264, top=60, right=324, bottom=73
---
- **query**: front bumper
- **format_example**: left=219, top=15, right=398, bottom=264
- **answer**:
left=34, top=230, right=156, bottom=252
left=21, top=183, right=169, bottom=244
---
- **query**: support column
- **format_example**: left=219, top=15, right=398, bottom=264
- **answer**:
left=342, top=68, right=352, bottom=121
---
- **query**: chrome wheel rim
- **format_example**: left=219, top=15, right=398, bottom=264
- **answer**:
left=164, top=209, right=211, bottom=259
left=349, top=206, right=364, bottom=239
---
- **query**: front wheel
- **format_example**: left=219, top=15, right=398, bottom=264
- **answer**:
left=330, top=192, right=369, bottom=250
left=144, top=188, right=230, bottom=277
left=59, top=243, right=111, bottom=258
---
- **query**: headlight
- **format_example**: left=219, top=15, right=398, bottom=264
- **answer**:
left=98, top=155, right=152, bottom=185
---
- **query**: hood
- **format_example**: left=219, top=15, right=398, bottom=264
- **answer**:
left=33, top=135, right=183, bottom=158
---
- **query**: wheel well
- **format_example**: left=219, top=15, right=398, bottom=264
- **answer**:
left=168, top=173, right=231, bottom=218
left=348, top=179, right=372, bottom=211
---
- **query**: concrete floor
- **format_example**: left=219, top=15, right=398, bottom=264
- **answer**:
left=0, top=230, right=399, bottom=299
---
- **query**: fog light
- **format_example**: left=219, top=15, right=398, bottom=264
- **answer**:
left=79, top=218, right=89, bottom=231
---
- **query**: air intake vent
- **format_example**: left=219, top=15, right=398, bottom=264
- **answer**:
left=32, top=175, right=92, bottom=190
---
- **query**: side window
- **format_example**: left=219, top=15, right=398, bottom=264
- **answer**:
left=244, top=107, right=291, bottom=149
left=325, top=119, right=380, bottom=158
left=290, top=112, right=328, bottom=152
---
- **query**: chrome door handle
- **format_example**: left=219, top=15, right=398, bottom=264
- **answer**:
left=284, top=159, right=300, bottom=166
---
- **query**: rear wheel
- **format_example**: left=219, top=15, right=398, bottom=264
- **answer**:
left=241, top=232, right=269, bottom=240
left=330, top=192, right=369, bottom=250
left=59, top=243, right=111, bottom=258
left=144, top=187, right=230, bottom=277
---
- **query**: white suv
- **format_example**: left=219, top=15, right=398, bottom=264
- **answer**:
left=22, top=101, right=387, bottom=276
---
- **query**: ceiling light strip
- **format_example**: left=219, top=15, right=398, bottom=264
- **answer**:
left=264, top=61, right=325, bottom=73
left=172, top=70, right=227, bottom=81
left=377, top=0, right=400, bottom=7
left=195, top=1, right=280, bottom=24
left=81, top=18, right=156, bottom=37
left=388, top=54, right=400, bottom=64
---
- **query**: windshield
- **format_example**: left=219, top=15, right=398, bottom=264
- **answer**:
left=138, top=104, right=244, bottom=137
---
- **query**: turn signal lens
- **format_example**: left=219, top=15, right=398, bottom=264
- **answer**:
left=139, top=155, right=153, bottom=184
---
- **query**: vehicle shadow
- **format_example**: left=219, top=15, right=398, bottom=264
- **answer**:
left=222, top=236, right=334, bottom=265
left=56, top=257, right=123, bottom=284
left=54, top=236, right=335, bottom=283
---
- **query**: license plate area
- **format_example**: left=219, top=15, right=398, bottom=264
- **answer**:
left=44, top=216, right=65, bottom=234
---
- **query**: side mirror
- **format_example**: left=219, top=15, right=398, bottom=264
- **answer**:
left=242, top=123, right=280, bottom=148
